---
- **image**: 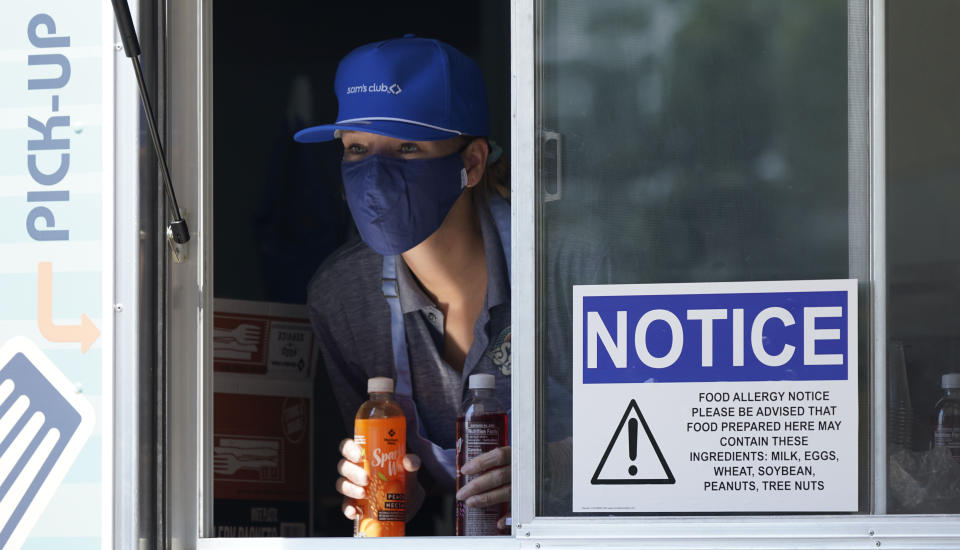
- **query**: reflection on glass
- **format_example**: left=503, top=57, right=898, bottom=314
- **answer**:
left=886, top=0, right=960, bottom=515
left=536, top=0, right=854, bottom=515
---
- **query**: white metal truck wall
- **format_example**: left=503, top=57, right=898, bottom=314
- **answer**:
left=0, top=2, right=115, bottom=549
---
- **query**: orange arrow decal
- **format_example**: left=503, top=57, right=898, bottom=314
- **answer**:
left=37, top=261, right=101, bottom=353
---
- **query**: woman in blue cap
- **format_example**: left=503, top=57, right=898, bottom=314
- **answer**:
left=298, top=36, right=515, bottom=531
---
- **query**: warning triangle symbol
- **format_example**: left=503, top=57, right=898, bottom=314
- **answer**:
left=591, top=399, right=675, bottom=485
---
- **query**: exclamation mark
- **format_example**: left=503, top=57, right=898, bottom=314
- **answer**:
left=628, top=418, right=638, bottom=476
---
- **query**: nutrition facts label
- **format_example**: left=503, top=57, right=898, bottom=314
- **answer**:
left=572, top=280, right=858, bottom=513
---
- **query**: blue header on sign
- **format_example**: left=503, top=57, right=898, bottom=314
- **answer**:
left=581, top=291, right=849, bottom=384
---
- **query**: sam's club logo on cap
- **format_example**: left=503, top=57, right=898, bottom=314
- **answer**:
left=346, top=82, right=403, bottom=95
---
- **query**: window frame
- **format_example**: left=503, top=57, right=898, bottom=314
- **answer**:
left=160, top=0, right=960, bottom=548
left=513, top=0, right=960, bottom=546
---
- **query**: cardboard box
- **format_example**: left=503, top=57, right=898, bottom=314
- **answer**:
left=212, top=299, right=315, bottom=537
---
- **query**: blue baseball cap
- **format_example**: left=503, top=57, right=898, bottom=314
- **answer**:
left=294, top=35, right=490, bottom=143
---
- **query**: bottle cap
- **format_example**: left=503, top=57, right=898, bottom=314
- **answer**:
left=368, top=377, right=394, bottom=393
left=942, top=373, right=960, bottom=389
left=469, top=373, right=495, bottom=390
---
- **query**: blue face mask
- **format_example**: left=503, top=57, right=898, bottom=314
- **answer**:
left=342, top=151, right=468, bottom=256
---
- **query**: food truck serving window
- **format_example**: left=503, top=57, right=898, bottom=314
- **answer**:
left=511, top=0, right=960, bottom=544
left=157, top=0, right=960, bottom=547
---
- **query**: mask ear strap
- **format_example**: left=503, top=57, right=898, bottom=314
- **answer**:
left=487, top=139, right=503, bottom=165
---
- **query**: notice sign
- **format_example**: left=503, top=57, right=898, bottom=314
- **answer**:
left=572, top=280, right=858, bottom=513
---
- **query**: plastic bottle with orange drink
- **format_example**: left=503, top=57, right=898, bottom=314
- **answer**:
left=353, top=377, right=406, bottom=537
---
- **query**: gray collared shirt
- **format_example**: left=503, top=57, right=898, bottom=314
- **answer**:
left=307, top=194, right=512, bottom=489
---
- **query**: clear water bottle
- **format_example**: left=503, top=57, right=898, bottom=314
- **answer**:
left=456, top=374, right=508, bottom=536
left=933, top=373, right=960, bottom=462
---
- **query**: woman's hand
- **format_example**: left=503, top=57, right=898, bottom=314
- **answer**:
left=456, top=445, right=511, bottom=530
left=336, top=438, right=425, bottom=521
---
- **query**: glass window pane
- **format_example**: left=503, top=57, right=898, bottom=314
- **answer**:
left=885, top=0, right=960, bottom=515
left=535, top=0, right=869, bottom=516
